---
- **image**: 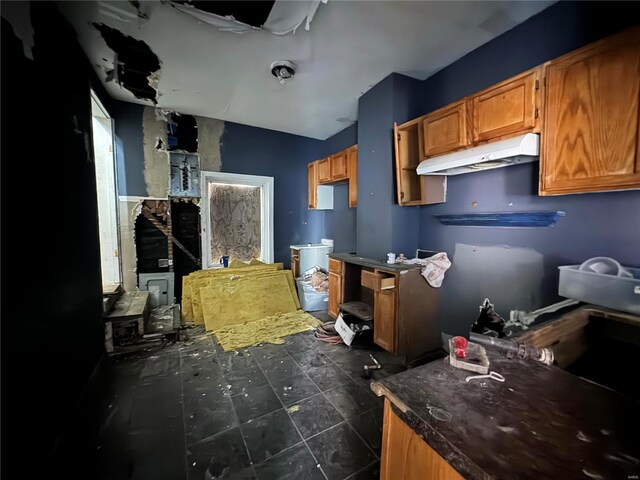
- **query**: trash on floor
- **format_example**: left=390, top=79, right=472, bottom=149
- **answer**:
left=212, top=311, right=321, bottom=351
left=362, top=354, right=382, bottom=379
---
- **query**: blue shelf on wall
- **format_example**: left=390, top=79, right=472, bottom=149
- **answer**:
left=434, top=211, right=566, bottom=227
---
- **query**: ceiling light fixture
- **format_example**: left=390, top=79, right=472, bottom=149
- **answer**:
left=270, top=60, right=295, bottom=85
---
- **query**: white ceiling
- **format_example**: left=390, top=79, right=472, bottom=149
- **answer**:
left=60, top=1, right=553, bottom=140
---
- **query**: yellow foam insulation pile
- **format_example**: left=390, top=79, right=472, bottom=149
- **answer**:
left=182, top=260, right=319, bottom=351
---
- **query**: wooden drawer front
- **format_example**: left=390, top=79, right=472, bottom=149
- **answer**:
left=329, top=258, right=343, bottom=274
left=472, top=69, right=539, bottom=143
left=422, top=101, right=469, bottom=158
left=330, top=152, right=348, bottom=181
left=361, top=270, right=395, bottom=291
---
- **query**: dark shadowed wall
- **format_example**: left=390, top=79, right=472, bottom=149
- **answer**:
left=1, top=2, right=106, bottom=474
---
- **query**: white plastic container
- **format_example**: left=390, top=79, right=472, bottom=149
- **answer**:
left=295, top=278, right=328, bottom=312
left=558, top=265, right=640, bottom=315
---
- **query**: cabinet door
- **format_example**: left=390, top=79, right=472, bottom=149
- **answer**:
left=381, top=399, right=463, bottom=480
left=540, top=27, right=640, bottom=195
left=422, top=100, right=470, bottom=158
left=374, top=288, right=397, bottom=353
left=317, top=157, right=332, bottom=184
left=472, top=68, right=541, bottom=143
left=395, top=120, right=425, bottom=205
left=291, top=250, right=300, bottom=278
left=347, top=146, right=358, bottom=207
left=328, top=271, right=343, bottom=318
left=330, top=151, right=348, bottom=181
left=307, top=163, right=317, bottom=209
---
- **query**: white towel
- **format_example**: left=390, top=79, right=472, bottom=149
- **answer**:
left=405, top=252, right=451, bottom=288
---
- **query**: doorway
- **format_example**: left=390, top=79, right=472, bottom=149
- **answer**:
left=200, top=172, right=274, bottom=269
left=90, top=91, right=121, bottom=288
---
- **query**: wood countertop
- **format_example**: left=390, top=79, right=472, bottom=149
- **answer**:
left=371, top=350, right=640, bottom=479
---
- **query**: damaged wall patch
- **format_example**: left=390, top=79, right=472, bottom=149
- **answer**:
left=93, top=23, right=161, bottom=103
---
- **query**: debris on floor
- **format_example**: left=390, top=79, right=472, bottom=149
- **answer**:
left=212, top=311, right=321, bottom=351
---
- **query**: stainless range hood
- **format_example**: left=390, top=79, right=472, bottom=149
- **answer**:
left=416, top=133, right=540, bottom=176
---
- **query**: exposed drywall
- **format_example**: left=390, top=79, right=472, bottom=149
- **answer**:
left=93, top=22, right=161, bottom=102
left=142, top=106, right=169, bottom=198
left=118, top=199, right=141, bottom=291
left=195, top=115, right=224, bottom=171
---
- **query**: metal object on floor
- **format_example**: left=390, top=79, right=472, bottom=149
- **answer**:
left=362, top=354, right=381, bottom=379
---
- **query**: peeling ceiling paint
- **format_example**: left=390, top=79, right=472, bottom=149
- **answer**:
left=60, top=1, right=553, bottom=140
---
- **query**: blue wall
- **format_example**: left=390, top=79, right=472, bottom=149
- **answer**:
left=413, top=1, right=640, bottom=334
left=316, top=124, right=358, bottom=254
left=220, top=122, right=358, bottom=264
left=110, top=101, right=359, bottom=263
left=111, top=101, right=146, bottom=196
left=356, top=73, right=430, bottom=260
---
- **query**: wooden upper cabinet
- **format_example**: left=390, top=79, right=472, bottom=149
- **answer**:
left=422, top=100, right=470, bottom=158
left=394, top=120, right=447, bottom=206
left=330, top=151, right=348, bottom=181
left=317, top=157, right=332, bottom=184
left=307, top=162, right=317, bottom=209
left=472, top=67, right=541, bottom=143
left=540, top=26, right=640, bottom=195
left=347, top=146, right=358, bottom=207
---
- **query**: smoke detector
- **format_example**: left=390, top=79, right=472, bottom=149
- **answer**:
left=270, top=60, right=295, bottom=85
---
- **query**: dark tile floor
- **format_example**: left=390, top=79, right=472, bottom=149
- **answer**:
left=48, top=322, right=408, bottom=480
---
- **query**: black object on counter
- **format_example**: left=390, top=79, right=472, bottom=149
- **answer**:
left=471, top=298, right=506, bottom=337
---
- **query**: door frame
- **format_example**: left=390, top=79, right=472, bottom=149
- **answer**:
left=200, top=171, right=274, bottom=269
left=90, top=89, right=123, bottom=287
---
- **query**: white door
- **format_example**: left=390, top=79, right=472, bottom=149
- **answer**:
left=91, top=91, right=121, bottom=287
left=200, top=172, right=274, bottom=269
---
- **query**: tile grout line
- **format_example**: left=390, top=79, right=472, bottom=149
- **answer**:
left=297, top=340, right=381, bottom=461
left=178, top=344, right=192, bottom=480
left=344, top=459, right=379, bottom=480
left=251, top=347, right=330, bottom=480
left=212, top=336, right=260, bottom=479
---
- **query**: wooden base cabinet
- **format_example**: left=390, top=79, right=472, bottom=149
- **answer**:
left=381, top=399, right=464, bottom=480
left=540, top=26, right=640, bottom=195
left=374, top=288, right=397, bottom=354
left=328, top=259, right=344, bottom=318
left=327, top=255, right=442, bottom=361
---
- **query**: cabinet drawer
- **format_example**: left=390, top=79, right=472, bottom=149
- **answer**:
left=329, top=258, right=343, bottom=274
left=361, top=270, right=395, bottom=291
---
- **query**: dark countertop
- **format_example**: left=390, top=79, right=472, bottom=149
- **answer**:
left=328, top=252, right=423, bottom=272
left=371, top=351, right=640, bottom=480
